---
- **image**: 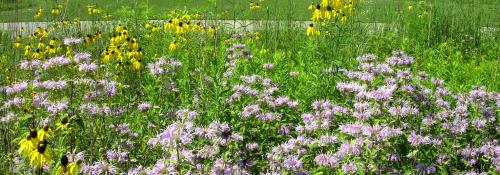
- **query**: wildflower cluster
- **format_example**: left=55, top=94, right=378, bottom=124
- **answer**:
left=249, top=0, right=264, bottom=10
left=102, top=25, right=143, bottom=70
left=405, top=0, right=430, bottom=18
left=0, top=2, right=497, bottom=174
left=264, top=51, right=499, bottom=174
left=307, top=0, right=358, bottom=36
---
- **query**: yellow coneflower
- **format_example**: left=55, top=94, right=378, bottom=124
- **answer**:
left=208, top=26, right=216, bottom=38
left=340, top=13, right=347, bottom=23
left=145, top=23, right=153, bottom=29
left=181, top=14, right=191, bottom=21
left=46, top=44, right=58, bottom=55
left=321, top=0, right=329, bottom=7
left=37, top=126, right=53, bottom=141
left=24, top=44, right=32, bottom=56
left=250, top=2, right=261, bottom=10
left=84, top=34, right=94, bottom=44
left=169, top=41, right=179, bottom=51
left=51, top=6, right=61, bottom=15
left=56, top=117, right=69, bottom=131
left=14, top=41, right=22, bottom=48
left=333, top=0, right=343, bottom=9
left=66, top=47, right=73, bottom=57
left=165, top=19, right=176, bottom=32
left=32, top=49, right=42, bottom=58
left=311, top=4, right=323, bottom=22
left=175, top=22, right=185, bottom=34
left=34, top=8, right=43, bottom=18
left=103, top=13, right=112, bottom=18
left=19, top=130, right=39, bottom=157
left=56, top=155, right=80, bottom=175
left=49, top=38, right=57, bottom=46
left=36, top=27, right=48, bottom=38
left=130, top=59, right=141, bottom=70
left=29, top=142, right=52, bottom=167
left=348, top=1, right=355, bottom=14
left=306, top=24, right=320, bottom=36
left=422, top=9, right=429, bottom=17
left=37, top=42, right=45, bottom=49
left=152, top=26, right=162, bottom=32
left=308, top=2, right=315, bottom=11
left=95, top=31, right=103, bottom=39
left=254, top=32, right=261, bottom=40
left=73, top=18, right=80, bottom=24
left=407, top=4, right=414, bottom=11
left=87, top=5, right=102, bottom=15
left=324, top=6, right=334, bottom=21
left=13, top=36, right=22, bottom=48
left=191, top=22, right=204, bottom=32
left=182, top=22, right=190, bottom=32
left=87, top=6, right=94, bottom=14
left=127, top=38, right=139, bottom=50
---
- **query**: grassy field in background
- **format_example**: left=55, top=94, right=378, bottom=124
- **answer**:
left=0, top=0, right=498, bottom=91
left=0, top=0, right=498, bottom=26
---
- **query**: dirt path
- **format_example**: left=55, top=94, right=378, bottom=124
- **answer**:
left=1, top=20, right=496, bottom=38
left=0, top=20, right=391, bottom=37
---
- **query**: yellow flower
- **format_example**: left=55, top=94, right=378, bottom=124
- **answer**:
left=254, top=32, right=261, bottom=40
left=56, top=161, right=80, bottom=175
left=103, top=13, right=112, bottom=18
left=324, top=6, right=334, bottom=21
left=127, top=38, right=139, bottom=50
left=18, top=130, right=39, bottom=157
left=56, top=117, right=69, bottom=131
left=407, top=4, right=414, bottom=11
left=250, top=2, right=261, bottom=10
left=95, top=31, right=103, bottom=39
left=321, top=0, right=329, bottom=7
left=208, top=26, right=216, bottom=37
left=308, top=2, right=315, bottom=11
left=340, top=13, right=347, bottom=23
left=14, top=42, right=22, bottom=48
left=51, top=7, right=60, bottom=15
left=306, top=24, right=320, bottom=36
left=181, top=14, right=191, bottom=21
left=175, top=22, right=187, bottom=34
left=182, top=22, right=190, bottom=32
left=37, top=126, right=53, bottom=141
left=34, top=8, right=43, bottom=18
left=84, top=34, right=94, bottom=44
left=132, top=60, right=141, bottom=70
left=311, top=5, right=323, bottom=22
left=29, top=142, right=52, bottom=167
left=66, top=47, right=73, bottom=57
left=191, top=22, right=204, bottom=32
left=423, top=9, right=429, bottom=17
left=333, top=0, right=343, bottom=9
left=165, top=20, right=176, bottom=32
left=169, top=41, right=178, bottom=51
left=87, top=6, right=102, bottom=15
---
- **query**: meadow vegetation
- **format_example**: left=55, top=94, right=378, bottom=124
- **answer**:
left=0, top=0, right=498, bottom=174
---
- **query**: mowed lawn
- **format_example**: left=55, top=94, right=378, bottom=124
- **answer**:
left=0, top=0, right=498, bottom=26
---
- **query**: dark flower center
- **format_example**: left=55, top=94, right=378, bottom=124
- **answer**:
left=37, top=143, right=46, bottom=153
left=61, top=155, right=69, bottom=166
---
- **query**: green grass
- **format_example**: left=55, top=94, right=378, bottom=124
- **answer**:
left=0, top=0, right=310, bottom=22
left=0, top=0, right=498, bottom=26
